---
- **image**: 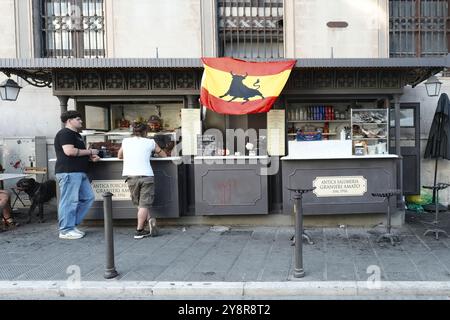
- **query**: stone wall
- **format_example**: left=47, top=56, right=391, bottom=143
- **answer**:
left=285, top=0, right=389, bottom=58
left=105, top=0, right=202, bottom=58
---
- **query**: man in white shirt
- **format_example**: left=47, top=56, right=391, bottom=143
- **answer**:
left=118, top=122, right=167, bottom=239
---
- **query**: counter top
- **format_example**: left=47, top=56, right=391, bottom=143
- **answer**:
left=281, top=154, right=399, bottom=160
left=80, top=131, right=176, bottom=136
left=49, top=157, right=181, bottom=162
left=194, top=155, right=270, bottom=160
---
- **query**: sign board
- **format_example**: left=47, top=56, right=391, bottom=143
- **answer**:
left=267, top=109, right=285, bottom=156
left=181, top=108, right=201, bottom=155
left=91, top=180, right=130, bottom=201
left=313, top=176, right=367, bottom=197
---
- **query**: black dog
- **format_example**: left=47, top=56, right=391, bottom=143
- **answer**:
left=16, top=178, right=56, bottom=223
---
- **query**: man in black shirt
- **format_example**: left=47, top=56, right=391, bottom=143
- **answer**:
left=54, top=111, right=100, bottom=240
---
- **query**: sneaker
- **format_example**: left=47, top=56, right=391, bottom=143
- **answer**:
left=148, top=218, right=158, bottom=237
left=59, top=229, right=84, bottom=240
left=134, top=229, right=150, bottom=239
left=73, top=227, right=85, bottom=237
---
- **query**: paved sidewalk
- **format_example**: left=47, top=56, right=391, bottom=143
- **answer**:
left=1, top=208, right=450, bottom=298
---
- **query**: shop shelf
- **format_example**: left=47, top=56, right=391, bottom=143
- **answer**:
left=287, top=120, right=349, bottom=123
left=351, top=108, right=389, bottom=155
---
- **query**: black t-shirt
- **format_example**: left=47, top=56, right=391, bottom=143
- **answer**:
left=54, top=128, right=89, bottom=173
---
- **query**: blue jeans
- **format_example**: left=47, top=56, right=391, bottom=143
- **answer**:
left=55, top=172, right=95, bottom=232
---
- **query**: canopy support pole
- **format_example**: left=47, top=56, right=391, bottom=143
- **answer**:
left=57, top=96, right=69, bottom=129
left=393, top=94, right=404, bottom=208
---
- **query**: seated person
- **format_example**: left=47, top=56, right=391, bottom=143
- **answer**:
left=0, top=190, right=19, bottom=228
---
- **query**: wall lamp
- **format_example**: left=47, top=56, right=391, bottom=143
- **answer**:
left=425, top=75, right=442, bottom=97
left=0, top=78, right=22, bottom=101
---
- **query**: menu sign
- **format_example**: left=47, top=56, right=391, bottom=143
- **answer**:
left=181, top=108, right=201, bottom=155
left=267, top=110, right=285, bottom=156
left=313, top=176, right=367, bottom=197
left=91, top=180, right=130, bottom=201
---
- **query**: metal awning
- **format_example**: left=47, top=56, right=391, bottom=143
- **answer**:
left=0, top=58, right=203, bottom=69
left=1, top=56, right=449, bottom=88
left=1, top=56, right=449, bottom=68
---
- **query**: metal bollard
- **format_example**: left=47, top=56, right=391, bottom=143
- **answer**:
left=289, top=187, right=315, bottom=278
left=103, top=192, right=118, bottom=279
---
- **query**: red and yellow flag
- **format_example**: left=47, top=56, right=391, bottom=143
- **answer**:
left=200, top=57, right=296, bottom=115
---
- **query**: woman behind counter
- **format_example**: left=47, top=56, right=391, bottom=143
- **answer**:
left=118, top=122, right=167, bottom=239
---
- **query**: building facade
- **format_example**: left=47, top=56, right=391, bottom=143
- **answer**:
left=1, top=0, right=450, bottom=221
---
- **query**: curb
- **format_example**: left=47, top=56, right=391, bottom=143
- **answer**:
left=1, top=281, right=450, bottom=298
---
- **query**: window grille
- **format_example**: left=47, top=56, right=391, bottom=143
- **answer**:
left=39, top=0, right=105, bottom=58
left=389, top=0, right=450, bottom=57
left=217, top=0, right=284, bottom=58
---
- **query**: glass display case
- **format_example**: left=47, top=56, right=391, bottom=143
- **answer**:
left=351, top=108, right=389, bottom=156
left=80, top=128, right=129, bottom=158
left=82, top=130, right=177, bottom=158
left=80, top=102, right=182, bottom=157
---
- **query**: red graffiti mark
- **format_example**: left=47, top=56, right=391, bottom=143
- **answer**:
left=216, top=180, right=237, bottom=205
left=13, top=160, right=21, bottom=169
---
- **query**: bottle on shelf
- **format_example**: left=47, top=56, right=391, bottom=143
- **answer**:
left=323, top=122, right=329, bottom=140
left=340, top=128, right=346, bottom=140
left=288, top=123, right=295, bottom=133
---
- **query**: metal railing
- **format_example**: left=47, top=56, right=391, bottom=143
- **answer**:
left=39, top=0, right=105, bottom=58
left=389, top=0, right=450, bottom=57
left=217, top=0, right=284, bottom=58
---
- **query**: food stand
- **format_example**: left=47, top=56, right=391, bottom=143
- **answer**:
left=282, top=101, right=399, bottom=215
left=192, top=107, right=284, bottom=216
left=86, top=156, right=184, bottom=219
left=78, top=101, right=186, bottom=219
left=2, top=57, right=443, bottom=222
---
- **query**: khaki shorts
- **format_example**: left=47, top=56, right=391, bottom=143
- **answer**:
left=126, top=176, right=155, bottom=209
